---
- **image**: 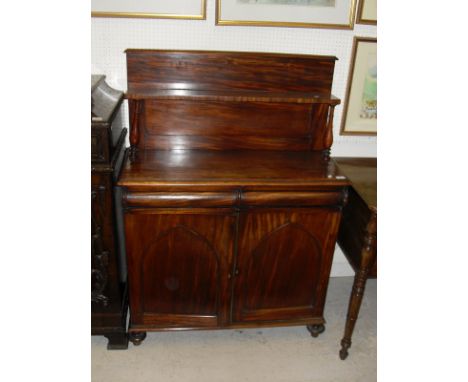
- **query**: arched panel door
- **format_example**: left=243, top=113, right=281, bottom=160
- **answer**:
left=232, top=208, right=341, bottom=323
left=124, top=210, right=236, bottom=328
left=141, top=226, right=219, bottom=315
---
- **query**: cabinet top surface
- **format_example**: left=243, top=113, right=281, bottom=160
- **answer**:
left=118, top=150, right=349, bottom=191
left=334, top=157, right=376, bottom=208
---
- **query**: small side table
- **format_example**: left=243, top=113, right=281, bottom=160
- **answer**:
left=334, top=157, right=377, bottom=360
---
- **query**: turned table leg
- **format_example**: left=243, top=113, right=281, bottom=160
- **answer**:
left=340, top=213, right=376, bottom=360
left=339, top=268, right=370, bottom=360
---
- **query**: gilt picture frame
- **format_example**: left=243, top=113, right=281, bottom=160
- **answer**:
left=356, top=0, right=376, bottom=25
left=91, top=0, right=207, bottom=20
left=340, top=37, right=377, bottom=136
left=216, top=0, right=357, bottom=29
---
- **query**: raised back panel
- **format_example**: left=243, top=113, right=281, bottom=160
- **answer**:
left=126, top=50, right=337, bottom=95
left=138, top=99, right=330, bottom=151
left=126, top=50, right=338, bottom=151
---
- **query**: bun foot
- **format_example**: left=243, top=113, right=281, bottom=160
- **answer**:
left=129, top=331, right=147, bottom=346
left=306, top=324, right=325, bottom=338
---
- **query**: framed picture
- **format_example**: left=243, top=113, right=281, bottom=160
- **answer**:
left=340, top=37, right=377, bottom=136
left=91, top=0, right=206, bottom=20
left=216, top=0, right=357, bottom=29
left=356, top=0, right=376, bottom=25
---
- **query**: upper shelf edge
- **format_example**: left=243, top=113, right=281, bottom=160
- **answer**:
left=125, top=89, right=340, bottom=105
left=124, top=49, right=338, bottom=61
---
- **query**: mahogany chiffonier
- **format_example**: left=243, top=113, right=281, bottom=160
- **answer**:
left=334, top=157, right=377, bottom=360
left=91, top=75, right=129, bottom=349
left=117, top=50, right=351, bottom=346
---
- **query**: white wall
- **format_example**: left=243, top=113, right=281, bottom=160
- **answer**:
left=91, top=0, right=377, bottom=276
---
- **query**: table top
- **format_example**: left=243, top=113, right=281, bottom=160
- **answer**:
left=118, top=150, right=350, bottom=191
left=334, top=157, right=377, bottom=209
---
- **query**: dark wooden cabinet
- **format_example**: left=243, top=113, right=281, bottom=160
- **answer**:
left=91, top=75, right=129, bottom=349
left=117, top=50, right=350, bottom=345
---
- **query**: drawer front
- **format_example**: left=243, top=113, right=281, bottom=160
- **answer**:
left=241, top=191, right=344, bottom=207
left=124, top=191, right=239, bottom=208
left=123, top=190, right=345, bottom=209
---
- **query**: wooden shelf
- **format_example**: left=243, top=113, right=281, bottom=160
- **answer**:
left=126, top=89, right=340, bottom=105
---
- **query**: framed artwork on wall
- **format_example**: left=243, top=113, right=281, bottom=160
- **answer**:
left=340, top=37, right=377, bottom=136
left=91, top=0, right=206, bottom=20
left=216, top=0, right=357, bottom=29
left=356, top=0, right=376, bottom=25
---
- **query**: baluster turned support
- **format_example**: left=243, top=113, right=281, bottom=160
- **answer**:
left=323, top=104, right=336, bottom=160
left=129, top=99, right=143, bottom=159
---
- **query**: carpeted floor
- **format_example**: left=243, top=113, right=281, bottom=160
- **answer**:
left=92, top=277, right=377, bottom=382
